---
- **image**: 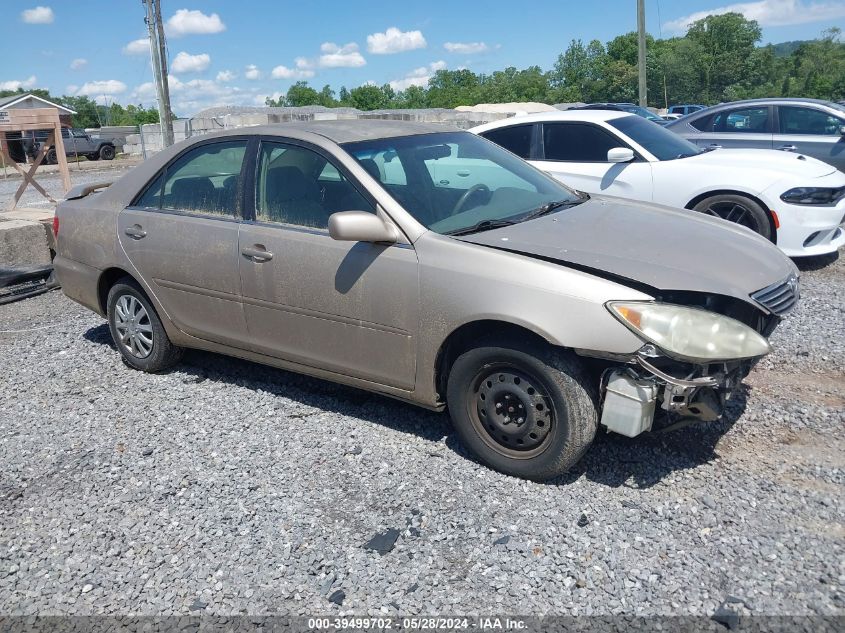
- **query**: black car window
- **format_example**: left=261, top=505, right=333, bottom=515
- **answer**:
left=158, top=140, right=246, bottom=218
left=542, top=122, right=622, bottom=162
left=255, top=141, right=374, bottom=229
left=779, top=106, right=844, bottom=135
left=134, top=172, right=165, bottom=209
left=713, top=107, right=769, bottom=133
left=689, top=113, right=714, bottom=131
left=481, top=124, right=533, bottom=159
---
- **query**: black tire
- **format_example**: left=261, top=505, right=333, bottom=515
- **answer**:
left=86, top=153, right=99, bottom=161
left=693, top=193, right=772, bottom=241
left=99, top=145, right=115, bottom=160
left=45, top=148, right=58, bottom=165
left=446, top=339, right=597, bottom=481
left=106, top=277, right=183, bottom=372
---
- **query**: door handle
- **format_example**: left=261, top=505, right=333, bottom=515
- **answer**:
left=778, top=145, right=797, bottom=152
left=241, top=246, right=273, bottom=262
left=707, top=143, right=722, bottom=149
left=124, top=225, right=147, bottom=239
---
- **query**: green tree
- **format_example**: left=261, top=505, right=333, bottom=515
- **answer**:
left=426, top=69, right=481, bottom=108
left=346, top=84, right=391, bottom=110
left=685, top=12, right=762, bottom=102
left=283, top=81, right=321, bottom=107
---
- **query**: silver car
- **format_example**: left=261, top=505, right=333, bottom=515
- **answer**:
left=667, top=98, right=845, bottom=171
left=54, top=121, right=798, bottom=480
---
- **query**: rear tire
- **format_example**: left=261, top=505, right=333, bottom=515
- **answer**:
left=693, top=193, right=772, bottom=241
left=86, top=153, right=99, bottom=161
left=99, top=145, right=115, bottom=160
left=107, top=277, right=183, bottom=372
left=45, top=148, right=58, bottom=165
left=446, top=339, right=597, bottom=481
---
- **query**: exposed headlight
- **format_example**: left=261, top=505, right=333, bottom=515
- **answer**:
left=607, top=302, right=771, bottom=362
left=780, top=186, right=844, bottom=206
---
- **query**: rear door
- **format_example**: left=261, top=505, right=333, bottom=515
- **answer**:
left=237, top=138, right=420, bottom=389
left=692, top=105, right=774, bottom=151
left=775, top=104, right=845, bottom=171
left=117, top=138, right=250, bottom=347
left=530, top=122, right=654, bottom=200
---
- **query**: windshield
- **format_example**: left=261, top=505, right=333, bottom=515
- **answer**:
left=342, top=132, right=582, bottom=235
left=620, top=105, right=663, bottom=122
left=609, top=115, right=702, bottom=160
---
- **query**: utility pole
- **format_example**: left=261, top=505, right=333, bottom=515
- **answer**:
left=143, top=0, right=174, bottom=148
left=637, top=0, right=647, bottom=107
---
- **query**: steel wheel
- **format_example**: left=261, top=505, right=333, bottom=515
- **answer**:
left=469, top=363, right=555, bottom=459
left=113, top=294, right=153, bottom=358
left=700, top=201, right=761, bottom=233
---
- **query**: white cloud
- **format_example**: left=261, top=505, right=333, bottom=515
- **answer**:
left=664, top=0, right=845, bottom=32
left=444, top=41, right=490, bottom=54
left=318, top=42, right=366, bottom=68
left=389, top=61, right=446, bottom=91
left=69, top=58, right=87, bottom=70
left=76, top=79, right=127, bottom=97
left=123, top=38, right=150, bottom=56
left=165, top=9, right=225, bottom=36
left=244, top=64, right=262, bottom=80
left=367, top=27, right=426, bottom=54
left=216, top=70, right=236, bottom=82
left=0, top=76, right=38, bottom=91
left=259, top=91, right=284, bottom=105
left=271, top=65, right=315, bottom=79
left=171, top=51, right=211, bottom=73
left=21, top=6, right=54, bottom=24
left=66, top=84, right=78, bottom=94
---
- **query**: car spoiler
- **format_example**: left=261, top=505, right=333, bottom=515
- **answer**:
left=64, top=181, right=112, bottom=201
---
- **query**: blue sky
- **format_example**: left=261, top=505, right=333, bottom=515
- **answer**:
left=3, top=0, right=845, bottom=116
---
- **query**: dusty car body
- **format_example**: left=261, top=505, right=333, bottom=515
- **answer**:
left=54, top=121, right=798, bottom=480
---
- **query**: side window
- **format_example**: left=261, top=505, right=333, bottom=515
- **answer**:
left=690, top=114, right=714, bottom=132
left=713, top=107, right=769, bottom=133
left=256, top=142, right=374, bottom=228
left=481, top=124, right=533, bottom=159
left=543, top=123, right=623, bottom=162
left=779, top=106, right=843, bottom=135
left=160, top=140, right=246, bottom=217
left=135, top=172, right=165, bottom=209
left=61, top=128, right=70, bottom=139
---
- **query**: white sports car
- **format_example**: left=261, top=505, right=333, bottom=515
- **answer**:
left=470, top=111, right=845, bottom=257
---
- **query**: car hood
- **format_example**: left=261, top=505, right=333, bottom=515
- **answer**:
left=458, top=196, right=797, bottom=303
left=682, top=148, right=836, bottom=178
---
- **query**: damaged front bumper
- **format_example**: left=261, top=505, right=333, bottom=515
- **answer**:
left=597, top=345, right=755, bottom=437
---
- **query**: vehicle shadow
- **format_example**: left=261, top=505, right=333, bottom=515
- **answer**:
left=83, top=322, right=746, bottom=489
left=793, top=250, right=839, bottom=271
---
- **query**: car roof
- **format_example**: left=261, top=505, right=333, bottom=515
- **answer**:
left=191, top=119, right=463, bottom=145
left=470, top=109, right=630, bottom=132
left=693, top=97, right=839, bottom=112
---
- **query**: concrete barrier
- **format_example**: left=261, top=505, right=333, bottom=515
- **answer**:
left=0, top=218, right=52, bottom=267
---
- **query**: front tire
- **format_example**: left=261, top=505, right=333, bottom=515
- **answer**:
left=693, top=194, right=772, bottom=241
left=107, top=277, right=183, bottom=372
left=446, top=340, right=597, bottom=481
left=45, top=148, right=58, bottom=165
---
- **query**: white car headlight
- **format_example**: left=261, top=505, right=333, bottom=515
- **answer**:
left=607, top=302, right=771, bottom=362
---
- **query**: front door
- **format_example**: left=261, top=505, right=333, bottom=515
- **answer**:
left=238, top=139, right=420, bottom=390
left=776, top=105, right=845, bottom=172
left=118, top=138, right=250, bottom=347
left=531, top=121, right=654, bottom=201
left=696, top=105, right=774, bottom=151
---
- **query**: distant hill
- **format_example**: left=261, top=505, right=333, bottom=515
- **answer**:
left=768, top=40, right=809, bottom=57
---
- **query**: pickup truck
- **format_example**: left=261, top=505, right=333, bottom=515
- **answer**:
left=26, top=128, right=116, bottom=163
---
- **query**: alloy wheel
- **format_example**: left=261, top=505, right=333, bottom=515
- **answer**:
left=114, top=294, right=153, bottom=358
left=700, top=201, right=761, bottom=233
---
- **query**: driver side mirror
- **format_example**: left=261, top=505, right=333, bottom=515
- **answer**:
left=607, top=147, right=635, bottom=163
left=328, top=211, right=399, bottom=244
left=840, top=125, right=845, bottom=136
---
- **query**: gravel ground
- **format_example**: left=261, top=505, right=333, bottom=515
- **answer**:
left=0, top=252, right=843, bottom=619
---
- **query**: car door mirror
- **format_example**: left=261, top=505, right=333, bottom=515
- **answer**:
left=607, top=147, right=635, bottom=163
left=840, top=125, right=845, bottom=136
left=328, top=211, right=399, bottom=244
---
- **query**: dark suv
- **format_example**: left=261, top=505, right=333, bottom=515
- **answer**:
left=26, top=128, right=116, bottom=164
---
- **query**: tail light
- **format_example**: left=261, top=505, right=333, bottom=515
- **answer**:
left=52, top=213, right=59, bottom=240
